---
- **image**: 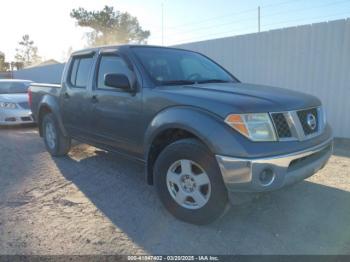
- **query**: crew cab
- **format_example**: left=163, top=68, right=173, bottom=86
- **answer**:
left=29, top=45, right=333, bottom=224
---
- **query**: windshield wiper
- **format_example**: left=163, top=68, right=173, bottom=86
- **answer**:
left=159, top=80, right=196, bottom=86
left=197, top=79, right=231, bottom=84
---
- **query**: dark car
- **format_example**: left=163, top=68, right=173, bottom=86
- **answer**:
left=29, top=45, right=333, bottom=224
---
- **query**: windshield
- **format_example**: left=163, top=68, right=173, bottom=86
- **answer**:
left=132, top=47, right=237, bottom=85
left=0, top=82, right=30, bottom=94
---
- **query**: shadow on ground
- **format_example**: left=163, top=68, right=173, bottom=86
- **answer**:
left=0, top=123, right=37, bottom=130
left=52, top=146, right=350, bottom=255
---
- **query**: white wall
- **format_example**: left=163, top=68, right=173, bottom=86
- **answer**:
left=13, top=63, right=65, bottom=84
left=175, top=19, right=350, bottom=139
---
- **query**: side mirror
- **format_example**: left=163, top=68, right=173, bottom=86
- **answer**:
left=104, top=73, right=131, bottom=91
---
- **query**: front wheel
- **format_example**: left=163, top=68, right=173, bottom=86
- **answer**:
left=42, top=113, right=71, bottom=156
left=154, top=138, right=229, bottom=225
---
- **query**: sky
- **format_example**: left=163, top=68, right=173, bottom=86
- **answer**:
left=1, top=0, right=349, bottom=63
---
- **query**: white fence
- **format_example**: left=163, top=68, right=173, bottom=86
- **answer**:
left=13, top=63, right=65, bottom=84
left=175, top=19, right=350, bottom=139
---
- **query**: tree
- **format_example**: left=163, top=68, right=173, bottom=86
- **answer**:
left=0, top=51, right=7, bottom=71
left=11, top=62, right=24, bottom=70
left=70, top=5, right=150, bottom=47
left=62, top=46, right=73, bottom=62
left=15, top=34, right=41, bottom=67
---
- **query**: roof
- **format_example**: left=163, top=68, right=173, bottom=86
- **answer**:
left=71, top=44, right=189, bottom=56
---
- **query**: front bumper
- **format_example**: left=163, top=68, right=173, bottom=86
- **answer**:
left=216, top=137, right=333, bottom=192
left=0, top=109, right=34, bottom=125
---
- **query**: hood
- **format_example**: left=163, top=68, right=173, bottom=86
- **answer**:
left=0, top=93, right=29, bottom=104
left=155, top=83, right=321, bottom=114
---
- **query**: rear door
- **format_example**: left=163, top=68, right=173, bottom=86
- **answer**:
left=61, top=53, right=95, bottom=138
left=88, top=52, right=143, bottom=157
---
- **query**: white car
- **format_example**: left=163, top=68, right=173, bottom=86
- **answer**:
left=0, top=79, right=33, bottom=125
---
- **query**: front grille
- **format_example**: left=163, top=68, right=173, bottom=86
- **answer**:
left=5, top=117, right=16, bottom=122
left=297, top=108, right=319, bottom=136
left=271, top=113, right=292, bottom=138
left=18, top=101, right=30, bottom=110
left=21, top=117, right=32, bottom=122
left=271, top=107, right=322, bottom=141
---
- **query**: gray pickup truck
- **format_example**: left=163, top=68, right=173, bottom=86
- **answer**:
left=29, top=45, right=333, bottom=224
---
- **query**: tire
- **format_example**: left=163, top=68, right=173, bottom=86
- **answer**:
left=42, top=113, right=71, bottom=156
left=154, top=138, right=229, bottom=225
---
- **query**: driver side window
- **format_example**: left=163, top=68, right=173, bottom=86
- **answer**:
left=97, top=55, right=131, bottom=90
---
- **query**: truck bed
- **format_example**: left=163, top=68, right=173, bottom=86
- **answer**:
left=30, top=83, right=61, bottom=90
left=29, top=83, right=62, bottom=123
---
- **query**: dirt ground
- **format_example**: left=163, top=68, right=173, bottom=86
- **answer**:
left=0, top=126, right=349, bottom=255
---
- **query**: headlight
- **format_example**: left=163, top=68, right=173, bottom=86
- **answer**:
left=225, top=113, right=277, bottom=141
left=0, top=102, right=17, bottom=109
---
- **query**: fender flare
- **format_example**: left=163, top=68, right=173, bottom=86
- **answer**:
left=37, top=95, right=67, bottom=137
left=143, top=106, right=247, bottom=184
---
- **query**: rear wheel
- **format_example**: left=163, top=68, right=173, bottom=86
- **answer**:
left=42, top=113, right=71, bottom=156
left=154, top=138, right=229, bottom=224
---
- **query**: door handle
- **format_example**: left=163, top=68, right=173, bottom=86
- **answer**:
left=64, top=92, right=70, bottom=99
left=91, top=95, right=99, bottom=103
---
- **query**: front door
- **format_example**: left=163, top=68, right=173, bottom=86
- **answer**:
left=88, top=53, right=143, bottom=157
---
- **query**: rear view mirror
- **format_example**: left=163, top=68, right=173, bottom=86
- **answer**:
left=104, top=73, right=131, bottom=91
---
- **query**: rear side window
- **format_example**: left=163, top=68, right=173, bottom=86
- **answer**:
left=69, top=56, right=93, bottom=88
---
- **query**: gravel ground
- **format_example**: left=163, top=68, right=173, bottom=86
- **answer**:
left=0, top=126, right=349, bottom=255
